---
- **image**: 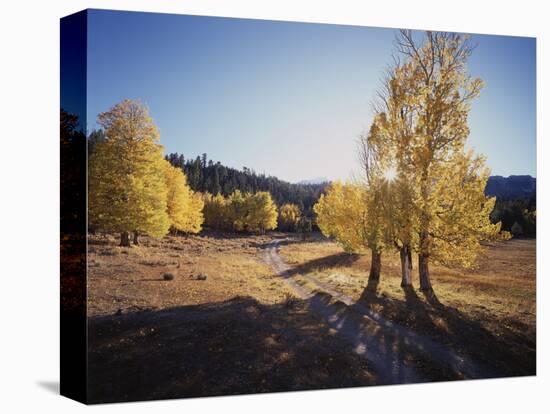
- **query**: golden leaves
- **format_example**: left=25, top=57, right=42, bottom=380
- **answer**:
left=203, top=190, right=278, bottom=233
left=90, top=99, right=204, bottom=239
left=279, top=203, right=302, bottom=231
left=89, top=100, right=170, bottom=238
left=164, top=161, right=204, bottom=234
left=314, top=181, right=386, bottom=253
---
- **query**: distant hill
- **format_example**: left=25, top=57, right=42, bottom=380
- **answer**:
left=485, top=175, right=536, bottom=200
left=296, top=177, right=329, bottom=185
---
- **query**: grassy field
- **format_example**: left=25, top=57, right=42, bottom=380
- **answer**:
left=87, top=232, right=377, bottom=403
left=86, top=231, right=536, bottom=402
left=87, top=231, right=294, bottom=315
left=279, top=236, right=536, bottom=378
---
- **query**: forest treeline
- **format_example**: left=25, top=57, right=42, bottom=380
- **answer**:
left=164, top=152, right=326, bottom=217
left=486, top=175, right=536, bottom=237
left=86, top=122, right=536, bottom=239
left=491, top=198, right=536, bottom=238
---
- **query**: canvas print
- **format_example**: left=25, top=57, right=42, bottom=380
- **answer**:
left=60, top=9, right=536, bottom=404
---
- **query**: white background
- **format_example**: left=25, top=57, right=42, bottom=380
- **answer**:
left=0, top=0, right=547, bottom=412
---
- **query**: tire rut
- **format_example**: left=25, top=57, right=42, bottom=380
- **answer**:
left=263, top=238, right=491, bottom=383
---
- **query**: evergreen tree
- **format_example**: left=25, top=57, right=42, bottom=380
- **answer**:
left=212, top=168, right=221, bottom=195
left=87, top=129, right=105, bottom=157
left=61, top=109, right=86, bottom=235
left=165, top=152, right=327, bottom=217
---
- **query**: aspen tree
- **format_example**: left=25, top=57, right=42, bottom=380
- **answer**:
left=314, top=181, right=387, bottom=284
left=89, top=99, right=170, bottom=246
left=278, top=203, right=302, bottom=232
left=374, top=31, right=506, bottom=290
left=164, top=161, right=204, bottom=234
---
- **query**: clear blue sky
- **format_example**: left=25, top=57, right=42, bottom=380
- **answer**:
left=86, top=9, right=536, bottom=182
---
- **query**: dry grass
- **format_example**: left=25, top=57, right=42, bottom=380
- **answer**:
left=279, top=236, right=536, bottom=377
left=86, top=231, right=535, bottom=403
left=86, top=231, right=377, bottom=403
left=279, top=238, right=536, bottom=328
left=87, top=231, right=296, bottom=316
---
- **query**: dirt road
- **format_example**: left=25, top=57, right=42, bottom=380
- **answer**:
left=263, top=238, right=488, bottom=383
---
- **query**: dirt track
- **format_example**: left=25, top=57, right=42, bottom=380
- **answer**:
left=263, top=238, right=492, bottom=382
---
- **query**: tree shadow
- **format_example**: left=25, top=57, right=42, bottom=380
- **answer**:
left=358, top=279, right=393, bottom=306
left=357, top=284, right=535, bottom=380
left=420, top=288, right=444, bottom=308
left=305, top=291, right=425, bottom=384
left=280, top=253, right=361, bottom=279
left=87, top=296, right=380, bottom=404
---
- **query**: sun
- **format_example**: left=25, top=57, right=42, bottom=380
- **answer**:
left=384, top=166, right=397, bottom=181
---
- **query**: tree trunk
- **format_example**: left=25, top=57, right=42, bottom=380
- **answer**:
left=365, top=249, right=382, bottom=293
left=369, top=249, right=381, bottom=281
left=133, top=231, right=139, bottom=245
left=120, top=231, right=130, bottom=247
left=418, top=166, right=432, bottom=292
left=418, top=253, right=432, bottom=291
left=400, top=245, right=412, bottom=287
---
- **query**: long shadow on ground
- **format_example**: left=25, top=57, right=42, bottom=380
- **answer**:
left=282, top=252, right=362, bottom=277
left=358, top=284, right=536, bottom=379
left=87, top=296, right=377, bottom=404
left=271, top=240, right=535, bottom=381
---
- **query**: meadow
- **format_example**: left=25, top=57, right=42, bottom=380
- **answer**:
left=279, top=236, right=536, bottom=378
left=86, top=231, right=535, bottom=402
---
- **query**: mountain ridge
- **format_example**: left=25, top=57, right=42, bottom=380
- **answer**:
left=485, top=175, right=536, bottom=200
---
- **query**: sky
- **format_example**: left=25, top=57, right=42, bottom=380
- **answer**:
left=84, top=9, right=536, bottom=183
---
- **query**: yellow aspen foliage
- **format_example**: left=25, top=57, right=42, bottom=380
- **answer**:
left=278, top=203, right=302, bottom=231
left=246, top=191, right=278, bottom=233
left=428, top=151, right=509, bottom=268
left=187, top=192, right=205, bottom=233
left=314, top=181, right=386, bottom=254
left=203, top=193, right=230, bottom=230
left=227, top=190, right=248, bottom=232
left=314, top=182, right=362, bottom=253
left=89, top=99, right=170, bottom=245
left=163, top=160, right=204, bottom=234
left=385, top=177, right=417, bottom=251
left=202, top=190, right=278, bottom=233
left=370, top=31, right=507, bottom=291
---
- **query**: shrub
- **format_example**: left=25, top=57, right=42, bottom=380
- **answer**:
left=163, top=272, right=175, bottom=281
